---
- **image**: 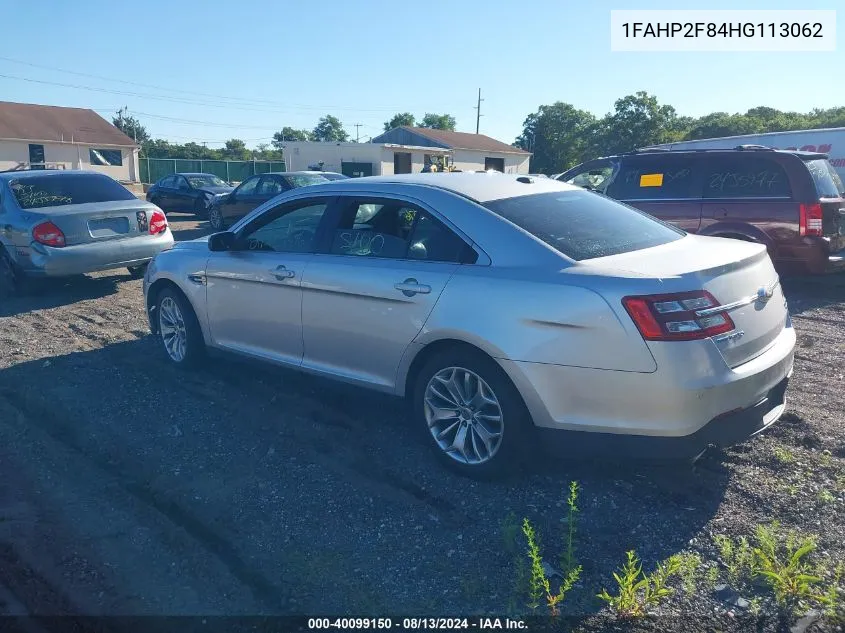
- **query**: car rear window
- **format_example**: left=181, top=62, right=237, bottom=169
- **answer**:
left=804, top=159, right=844, bottom=199
left=285, top=174, right=330, bottom=188
left=8, top=174, right=136, bottom=209
left=483, top=190, right=685, bottom=261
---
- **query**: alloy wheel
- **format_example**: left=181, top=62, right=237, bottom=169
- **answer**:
left=423, top=366, right=505, bottom=465
left=159, top=296, right=187, bottom=362
left=209, top=207, right=223, bottom=230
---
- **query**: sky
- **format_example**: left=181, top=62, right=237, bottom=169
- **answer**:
left=2, top=0, right=843, bottom=149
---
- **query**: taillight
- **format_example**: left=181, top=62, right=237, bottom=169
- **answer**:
left=149, top=209, right=168, bottom=235
left=799, top=203, right=823, bottom=237
left=32, top=221, right=66, bottom=247
left=622, top=291, right=735, bottom=342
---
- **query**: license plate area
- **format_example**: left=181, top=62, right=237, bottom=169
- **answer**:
left=88, top=217, right=130, bottom=238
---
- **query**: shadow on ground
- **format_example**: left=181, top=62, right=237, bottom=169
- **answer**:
left=0, top=274, right=124, bottom=318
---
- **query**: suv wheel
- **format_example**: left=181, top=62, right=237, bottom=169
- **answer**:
left=412, top=348, right=530, bottom=478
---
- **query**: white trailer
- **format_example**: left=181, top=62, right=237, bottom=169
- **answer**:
left=654, top=127, right=845, bottom=183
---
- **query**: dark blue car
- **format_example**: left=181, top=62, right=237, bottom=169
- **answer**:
left=146, top=173, right=234, bottom=218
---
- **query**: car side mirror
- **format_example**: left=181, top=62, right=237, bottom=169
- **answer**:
left=208, top=231, right=236, bottom=252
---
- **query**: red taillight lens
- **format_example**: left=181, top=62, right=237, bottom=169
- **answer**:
left=32, top=221, right=66, bottom=247
left=799, top=203, right=823, bottom=237
left=622, top=291, right=735, bottom=342
left=149, top=209, right=168, bottom=235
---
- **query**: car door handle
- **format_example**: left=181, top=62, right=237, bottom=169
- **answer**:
left=394, top=278, right=431, bottom=296
left=270, top=265, right=295, bottom=280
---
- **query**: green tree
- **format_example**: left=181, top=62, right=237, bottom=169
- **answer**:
left=420, top=113, right=456, bottom=131
left=221, top=138, right=250, bottom=160
left=588, top=91, right=679, bottom=155
left=515, top=102, right=597, bottom=173
left=312, top=115, right=349, bottom=142
left=140, top=138, right=175, bottom=158
left=112, top=114, right=149, bottom=144
left=383, top=112, right=416, bottom=131
left=253, top=143, right=284, bottom=160
left=272, top=127, right=311, bottom=148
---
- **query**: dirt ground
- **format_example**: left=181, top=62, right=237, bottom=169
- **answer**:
left=1, top=212, right=844, bottom=631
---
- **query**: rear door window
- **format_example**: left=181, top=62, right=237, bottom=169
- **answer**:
left=607, top=158, right=696, bottom=201
left=563, top=161, right=616, bottom=194
left=804, top=159, right=844, bottom=199
left=483, top=190, right=684, bottom=261
left=701, top=155, right=792, bottom=199
left=9, top=174, right=136, bottom=209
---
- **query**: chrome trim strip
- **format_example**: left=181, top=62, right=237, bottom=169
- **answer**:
left=695, top=281, right=779, bottom=317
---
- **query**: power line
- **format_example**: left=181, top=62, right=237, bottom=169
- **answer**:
left=0, top=61, right=415, bottom=114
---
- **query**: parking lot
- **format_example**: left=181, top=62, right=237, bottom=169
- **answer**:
left=1, top=212, right=844, bottom=625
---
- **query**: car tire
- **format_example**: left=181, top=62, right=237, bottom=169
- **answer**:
left=127, top=264, right=148, bottom=279
left=208, top=206, right=227, bottom=231
left=155, top=287, right=205, bottom=367
left=412, top=347, right=531, bottom=478
left=193, top=198, right=209, bottom=219
left=0, top=248, right=20, bottom=299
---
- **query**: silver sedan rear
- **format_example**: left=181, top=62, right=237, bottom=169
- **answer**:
left=143, top=173, right=795, bottom=476
left=0, top=170, right=173, bottom=295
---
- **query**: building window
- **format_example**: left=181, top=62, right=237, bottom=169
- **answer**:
left=28, top=144, right=45, bottom=170
left=89, top=148, right=123, bottom=166
left=484, top=157, right=505, bottom=172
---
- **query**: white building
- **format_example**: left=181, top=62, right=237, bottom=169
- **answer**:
left=0, top=101, right=140, bottom=182
left=283, top=126, right=531, bottom=177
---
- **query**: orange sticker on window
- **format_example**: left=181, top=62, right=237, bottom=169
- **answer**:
left=640, top=173, right=664, bottom=187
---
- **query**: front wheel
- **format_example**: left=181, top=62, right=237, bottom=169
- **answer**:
left=155, top=287, right=205, bottom=367
left=412, top=348, right=530, bottom=478
left=208, top=206, right=227, bottom=231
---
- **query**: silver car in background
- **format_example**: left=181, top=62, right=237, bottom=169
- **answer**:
left=0, top=170, right=174, bottom=296
left=143, top=173, right=795, bottom=476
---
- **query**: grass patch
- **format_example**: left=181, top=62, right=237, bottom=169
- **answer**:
left=597, top=550, right=682, bottom=617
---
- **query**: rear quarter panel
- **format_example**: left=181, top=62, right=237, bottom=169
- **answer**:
left=416, top=266, right=658, bottom=373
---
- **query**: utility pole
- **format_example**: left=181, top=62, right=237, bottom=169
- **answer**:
left=474, top=89, right=484, bottom=134
left=354, top=124, right=362, bottom=143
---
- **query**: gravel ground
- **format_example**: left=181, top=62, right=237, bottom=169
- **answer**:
left=0, top=212, right=843, bottom=632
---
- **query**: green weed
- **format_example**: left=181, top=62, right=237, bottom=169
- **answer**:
left=817, top=489, right=836, bottom=505
left=561, top=481, right=579, bottom=575
left=522, top=517, right=582, bottom=616
left=597, top=550, right=681, bottom=617
left=670, top=552, right=702, bottom=594
left=773, top=446, right=795, bottom=464
left=714, top=534, right=755, bottom=586
left=501, top=511, right=521, bottom=555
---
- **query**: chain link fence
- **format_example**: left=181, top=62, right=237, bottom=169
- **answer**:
left=139, top=158, right=288, bottom=185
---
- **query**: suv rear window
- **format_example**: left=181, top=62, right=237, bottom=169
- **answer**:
left=804, top=159, right=844, bottom=199
left=8, top=174, right=136, bottom=209
left=483, top=190, right=684, bottom=261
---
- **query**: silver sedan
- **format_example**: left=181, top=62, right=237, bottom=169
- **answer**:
left=143, top=173, right=796, bottom=476
left=0, top=170, right=174, bottom=296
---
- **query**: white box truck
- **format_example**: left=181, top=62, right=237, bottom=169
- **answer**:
left=654, top=127, right=845, bottom=183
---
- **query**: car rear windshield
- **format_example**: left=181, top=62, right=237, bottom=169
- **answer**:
left=186, top=174, right=228, bottom=188
left=804, top=159, right=845, bottom=198
left=483, top=190, right=685, bottom=261
left=8, top=174, right=136, bottom=209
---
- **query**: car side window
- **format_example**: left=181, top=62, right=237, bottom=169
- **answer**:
left=701, top=156, right=792, bottom=199
left=565, top=162, right=615, bottom=194
left=160, top=176, right=175, bottom=188
left=235, top=176, right=260, bottom=197
left=330, top=200, right=419, bottom=259
left=608, top=159, right=696, bottom=200
left=238, top=201, right=330, bottom=254
left=329, top=198, right=473, bottom=263
left=176, top=176, right=189, bottom=190
left=256, top=176, right=284, bottom=196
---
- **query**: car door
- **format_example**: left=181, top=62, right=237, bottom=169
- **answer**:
left=173, top=175, right=193, bottom=211
left=154, top=176, right=176, bottom=210
left=606, top=156, right=703, bottom=233
left=218, top=175, right=261, bottom=222
left=300, top=195, right=474, bottom=390
left=204, top=196, right=336, bottom=366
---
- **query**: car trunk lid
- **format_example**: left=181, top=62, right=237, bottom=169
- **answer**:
left=27, top=200, right=158, bottom=246
left=804, top=157, right=845, bottom=252
left=581, top=235, right=788, bottom=368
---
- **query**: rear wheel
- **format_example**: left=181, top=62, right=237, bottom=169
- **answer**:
left=127, top=264, right=148, bottom=279
left=193, top=197, right=209, bottom=219
left=156, top=287, right=204, bottom=367
left=412, top=348, right=530, bottom=478
left=208, top=206, right=227, bottom=231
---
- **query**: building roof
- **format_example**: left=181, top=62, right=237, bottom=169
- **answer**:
left=372, top=126, right=530, bottom=155
left=0, top=101, right=137, bottom=147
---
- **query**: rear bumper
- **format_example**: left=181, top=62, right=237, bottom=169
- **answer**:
left=24, top=230, right=174, bottom=277
left=534, top=373, right=790, bottom=460
left=826, top=247, right=845, bottom=273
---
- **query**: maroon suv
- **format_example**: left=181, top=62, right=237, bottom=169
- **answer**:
left=558, top=147, right=845, bottom=275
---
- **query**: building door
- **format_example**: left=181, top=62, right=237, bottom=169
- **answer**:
left=341, top=162, right=373, bottom=178
left=29, top=144, right=45, bottom=170
left=484, top=157, right=505, bottom=172
left=393, top=152, right=412, bottom=174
